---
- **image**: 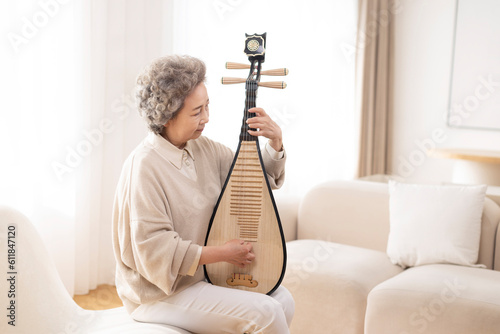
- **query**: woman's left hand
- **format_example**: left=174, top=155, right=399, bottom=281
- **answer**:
left=247, top=107, right=283, bottom=152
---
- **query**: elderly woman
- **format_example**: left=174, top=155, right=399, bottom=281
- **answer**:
left=112, top=55, right=294, bottom=333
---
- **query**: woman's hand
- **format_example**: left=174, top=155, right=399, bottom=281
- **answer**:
left=200, top=239, right=255, bottom=268
left=247, top=108, right=283, bottom=152
left=222, top=239, right=255, bottom=268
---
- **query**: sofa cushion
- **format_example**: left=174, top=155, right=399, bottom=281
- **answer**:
left=86, top=307, right=192, bottom=333
left=365, top=264, right=500, bottom=334
left=387, top=181, right=487, bottom=268
left=283, top=239, right=403, bottom=334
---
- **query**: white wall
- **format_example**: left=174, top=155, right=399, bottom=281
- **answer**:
left=171, top=0, right=358, bottom=195
left=388, top=0, right=500, bottom=184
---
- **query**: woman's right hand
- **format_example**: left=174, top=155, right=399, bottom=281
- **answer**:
left=199, top=239, right=255, bottom=268
left=222, top=239, right=255, bottom=268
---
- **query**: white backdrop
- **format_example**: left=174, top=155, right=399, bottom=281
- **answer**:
left=172, top=0, right=358, bottom=195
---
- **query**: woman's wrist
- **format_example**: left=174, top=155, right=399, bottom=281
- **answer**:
left=269, top=139, right=283, bottom=152
left=199, top=245, right=226, bottom=266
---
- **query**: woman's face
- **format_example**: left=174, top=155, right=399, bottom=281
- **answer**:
left=163, top=82, right=210, bottom=149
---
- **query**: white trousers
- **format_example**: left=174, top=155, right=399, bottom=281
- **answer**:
left=131, top=281, right=295, bottom=334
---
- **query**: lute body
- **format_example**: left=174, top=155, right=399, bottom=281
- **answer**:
left=204, top=33, right=287, bottom=295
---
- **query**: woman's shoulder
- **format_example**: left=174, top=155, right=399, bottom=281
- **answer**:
left=192, top=136, right=229, bottom=153
left=121, top=138, right=159, bottom=172
left=191, top=136, right=234, bottom=164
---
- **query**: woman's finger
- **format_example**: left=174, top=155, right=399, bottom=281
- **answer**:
left=248, top=107, right=266, bottom=116
left=247, top=129, right=264, bottom=137
left=247, top=121, right=267, bottom=129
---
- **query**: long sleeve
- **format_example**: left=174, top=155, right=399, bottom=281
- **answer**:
left=262, top=142, right=286, bottom=189
left=127, top=155, right=202, bottom=295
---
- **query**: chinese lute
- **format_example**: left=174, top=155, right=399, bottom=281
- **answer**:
left=204, top=33, right=288, bottom=295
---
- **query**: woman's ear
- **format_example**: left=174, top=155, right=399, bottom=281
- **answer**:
left=160, top=122, right=169, bottom=138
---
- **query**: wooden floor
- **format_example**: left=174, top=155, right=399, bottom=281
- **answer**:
left=73, top=284, right=123, bottom=310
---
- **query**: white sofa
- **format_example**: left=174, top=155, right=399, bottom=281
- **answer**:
left=278, top=180, right=500, bottom=334
left=4, top=179, right=500, bottom=334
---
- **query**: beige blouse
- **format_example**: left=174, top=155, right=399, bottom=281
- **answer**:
left=112, top=132, right=286, bottom=313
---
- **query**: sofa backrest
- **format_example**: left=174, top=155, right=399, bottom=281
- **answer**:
left=297, top=180, right=500, bottom=270
left=298, top=180, right=391, bottom=251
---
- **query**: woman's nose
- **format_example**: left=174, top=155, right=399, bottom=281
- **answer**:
left=202, top=108, right=209, bottom=124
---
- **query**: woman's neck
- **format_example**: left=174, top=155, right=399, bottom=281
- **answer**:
left=161, top=131, right=186, bottom=150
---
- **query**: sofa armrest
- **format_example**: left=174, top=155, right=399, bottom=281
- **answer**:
left=496, top=222, right=500, bottom=271
left=274, top=193, right=300, bottom=242
left=478, top=198, right=500, bottom=269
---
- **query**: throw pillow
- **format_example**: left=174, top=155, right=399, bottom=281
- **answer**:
left=386, top=180, right=487, bottom=268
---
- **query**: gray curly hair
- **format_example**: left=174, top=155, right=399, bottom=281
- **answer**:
left=136, top=55, right=206, bottom=134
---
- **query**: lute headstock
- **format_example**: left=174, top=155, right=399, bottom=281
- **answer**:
left=221, top=32, right=288, bottom=89
left=221, top=32, right=288, bottom=141
left=244, top=33, right=266, bottom=61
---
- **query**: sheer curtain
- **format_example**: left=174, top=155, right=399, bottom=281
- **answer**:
left=71, top=0, right=173, bottom=295
left=172, top=0, right=358, bottom=195
left=1, top=0, right=80, bottom=295
left=0, top=0, right=170, bottom=295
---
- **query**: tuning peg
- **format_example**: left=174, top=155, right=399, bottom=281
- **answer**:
left=221, top=77, right=246, bottom=84
left=261, top=68, right=289, bottom=76
left=226, top=62, right=249, bottom=69
left=225, top=62, right=289, bottom=76
left=258, top=81, right=287, bottom=89
left=221, top=77, right=286, bottom=89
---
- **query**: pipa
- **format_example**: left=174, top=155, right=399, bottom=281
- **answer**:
left=204, top=33, right=288, bottom=295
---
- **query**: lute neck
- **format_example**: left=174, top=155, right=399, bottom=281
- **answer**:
left=240, top=80, right=259, bottom=142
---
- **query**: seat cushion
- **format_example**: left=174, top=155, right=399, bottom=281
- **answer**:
left=282, top=239, right=403, bottom=334
left=84, top=307, right=192, bottom=333
left=365, top=264, right=500, bottom=334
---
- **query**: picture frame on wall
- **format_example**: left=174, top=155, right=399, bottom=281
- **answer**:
left=447, top=0, right=500, bottom=131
